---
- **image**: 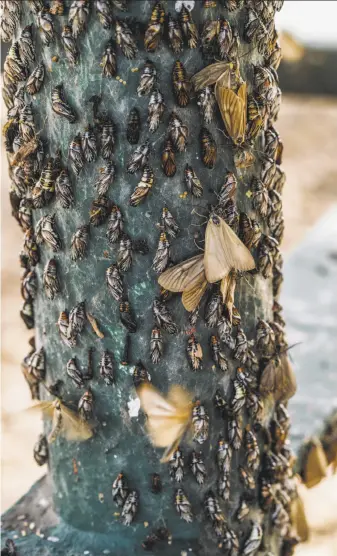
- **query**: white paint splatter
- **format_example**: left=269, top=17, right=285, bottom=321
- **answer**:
left=47, top=536, right=60, bottom=543
left=175, top=1, right=195, bottom=13
left=127, top=396, right=140, bottom=418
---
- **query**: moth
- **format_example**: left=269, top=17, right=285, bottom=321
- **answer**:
left=169, top=447, right=184, bottom=482
left=218, top=470, right=230, bottom=501
left=144, top=1, right=165, bottom=52
left=100, top=39, right=116, bottom=77
left=37, top=9, right=55, bottom=46
left=129, top=165, right=154, bottom=206
left=242, top=522, right=262, bottom=555
left=168, top=112, right=188, bottom=153
left=100, top=115, right=116, bottom=160
left=82, top=125, right=97, bottom=163
left=175, top=488, right=193, bottom=522
left=26, top=63, right=45, bottom=95
left=151, top=473, right=162, bottom=494
left=204, top=213, right=255, bottom=282
left=152, top=298, right=179, bottom=334
left=159, top=207, right=179, bottom=238
left=179, top=5, right=198, bottom=49
left=115, top=18, right=138, bottom=59
left=210, top=335, right=228, bottom=371
left=94, top=163, right=115, bottom=196
left=239, top=465, right=255, bottom=492
left=200, top=127, right=217, bottom=169
left=236, top=497, right=251, bottom=522
left=197, top=87, right=216, bottom=124
left=192, top=401, right=209, bottom=444
left=205, top=289, right=222, bottom=328
left=133, top=360, right=151, bottom=388
left=57, top=310, right=75, bottom=347
left=20, top=299, right=34, bottom=329
left=204, top=491, right=226, bottom=537
left=55, top=170, right=74, bottom=209
left=106, top=204, right=123, bottom=245
left=51, top=84, right=77, bottom=123
left=121, top=334, right=130, bottom=366
left=137, top=382, right=192, bottom=462
left=117, top=234, right=132, bottom=271
left=161, top=138, right=176, bottom=177
left=50, top=0, right=65, bottom=15
left=228, top=411, right=243, bottom=450
left=137, top=60, right=157, bottom=96
left=33, top=434, right=48, bottom=466
left=187, top=334, right=203, bottom=371
left=167, top=12, right=183, bottom=54
left=192, top=62, right=247, bottom=145
left=19, top=103, right=35, bottom=142
left=71, top=224, right=89, bottom=261
left=223, top=528, right=239, bottom=556
left=150, top=327, right=163, bottom=364
left=61, top=25, right=79, bottom=66
left=35, top=214, right=62, bottom=252
left=152, top=232, right=170, bottom=274
left=96, top=0, right=114, bottom=29
left=106, top=264, right=124, bottom=301
left=66, top=357, right=85, bottom=388
left=28, top=347, right=45, bottom=381
left=190, top=450, right=206, bottom=485
left=100, top=349, right=115, bottom=385
left=121, top=490, right=138, bottom=526
left=217, top=437, right=232, bottom=472
left=112, top=472, right=128, bottom=507
left=17, top=199, right=32, bottom=232
left=89, top=196, right=110, bottom=227
left=126, top=108, right=140, bottom=144
left=148, top=89, right=165, bottom=133
left=21, top=269, right=37, bottom=301
left=23, top=228, right=40, bottom=267
left=30, top=398, right=93, bottom=443
left=172, top=60, right=190, bottom=107
left=69, top=133, right=85, bottom=176
left=127, top=140, right=151, bottom=174
left=68, top=0, right=90, bottom=39
left=119, top=301, right=137, bottom=333
left=233, top=327, right=248, bottom=364
left=184, top=164, right=203, bottom=198
left=68, top=301, right=86, bottom=339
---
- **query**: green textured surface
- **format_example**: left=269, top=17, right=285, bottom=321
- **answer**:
left=2, top=1, right=284, bottom=554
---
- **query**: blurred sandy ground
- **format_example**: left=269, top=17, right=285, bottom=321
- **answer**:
left=2, top=95, right=337, bottom=550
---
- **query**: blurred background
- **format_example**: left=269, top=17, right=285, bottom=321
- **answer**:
left=1, top=1, right=337, bottom=553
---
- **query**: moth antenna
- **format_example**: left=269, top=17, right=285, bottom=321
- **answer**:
left=193, top=238, right=205, bottom=252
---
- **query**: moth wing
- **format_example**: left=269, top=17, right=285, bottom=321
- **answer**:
left=204, top=220, right=233, bottom=283
left=192, top=62, right=230, bottom=91
left=160, top=425, right=187, bottom=463
left=219, top=218, right=255, bottom=272
left=259, top=359, right=277, bottom=398
left=215, top=84, right=246, bottom=144
left=303, top=439, right=328, bottom=489
left=158, top=254, right=205, bottom=292
left=138, top=383, right=177, bottom=417
left=274, top=354, right=297, bottom=402
left=237, top=82, right=247, bottom=136
left=182, top=278, right=208, bottom=312
left=290, top=493, right=310, bottom=542
left=26, top=401, right=55, bottom=418
left=60, top=404, right=93, bottom=441
left=167, top=385, right=192, bottom=414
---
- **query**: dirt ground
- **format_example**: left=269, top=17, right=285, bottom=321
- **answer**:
left=2, top=95, right=337, bottom=550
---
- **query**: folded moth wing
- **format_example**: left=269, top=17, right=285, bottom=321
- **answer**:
left=215, top=81, right=247, bottom=145
left=259, top=354, right=297, bottom=403
left=182, top=278, right=208, bottom=312
left=158, top=254, right=205, bottom=292
left=205, top=215, right=255, bottom=283
left=137, top=383, right=192, bottom=462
